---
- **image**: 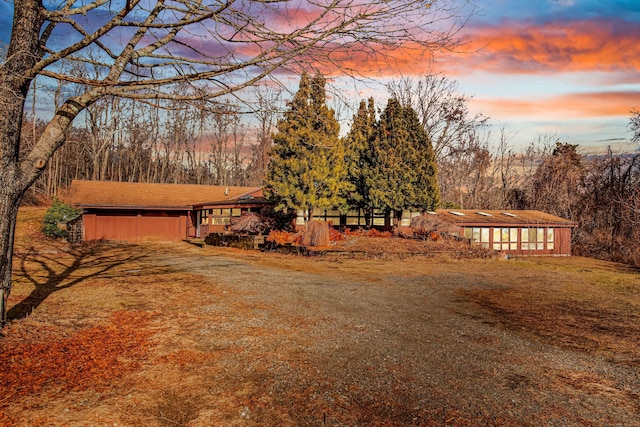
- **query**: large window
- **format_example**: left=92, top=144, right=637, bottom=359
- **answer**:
left=296, top=210, right=306, bottom=225
left=493, top=228, right=518, bottom=251
left=464, top=226, right=556, bottom=251
left=345, top=210, right=363, bottom=226
left=521, top=228, right=553, bottom=250
left=464, top=227, right=490, bottom=249
left=209, top=208, right=241, bottom=225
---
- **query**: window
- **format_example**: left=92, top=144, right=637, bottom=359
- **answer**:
left=199, top=211, right=208, bottom=225
left=296, top=210, right=306, bottom=225
left=521, top=228, right=548, bottom=250
left=211, top=209, right=223, bottom=225
left=547, top=228, right=554, bottom=250
left=372, top=209, right=386, bottom=226
left=315, top=209, right=341, bottom=224
left=464, top=227, right=490, bottom=249
left=209, top=208, right=237, bottom=225
left=400, top=210, right=421, bottom=227
left=326, top=209, right=341, bottom=225
left=345, top=210, right=362, bottom=226
left=493, top=227, right=518, bottom=251
left=221, top=209, right=231, bottom=225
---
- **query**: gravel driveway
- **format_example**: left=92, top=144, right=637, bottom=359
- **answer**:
left=145, top=245, right=640, bottom=426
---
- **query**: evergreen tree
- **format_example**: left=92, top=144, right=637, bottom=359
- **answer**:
left=265, top=72, right=350, bottom=222
left=343, top=98, right=377, bottom=223
left=367, top=98, right=440, bottom=224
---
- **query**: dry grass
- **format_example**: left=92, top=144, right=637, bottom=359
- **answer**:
left=2, top=207, right=640, bottom=426
left=461, top=257, right=640, bottom=364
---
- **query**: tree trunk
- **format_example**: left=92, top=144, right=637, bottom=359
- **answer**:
left=0, top=0, right=102, bottom=324
left=0, top=179, right=25, bottom=326
left=0, top=0, right=44, bottom=327
left=394, top=209, right=403, bottom=231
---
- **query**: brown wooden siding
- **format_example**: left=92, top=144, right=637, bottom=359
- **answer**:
left=83, top=211, right=188, bottom=241
left=555, top=228, right=572, bottom=256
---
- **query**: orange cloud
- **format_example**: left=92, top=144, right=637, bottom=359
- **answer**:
left=322, top=42, right=434, bottom=77
left=441, top=19, right=640, bottom=75
left=299, top=18, right=640, bottom=79
left=184, top=13, right=640, bottom=83
left=472, top=91, right=640, bottom=120
left=286, top=18, right=640, bottom=79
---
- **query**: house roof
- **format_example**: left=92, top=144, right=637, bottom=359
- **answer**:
left=193, top=188, right=269, bottom=209
left=63, top=180, right=261, bottom=210
left=433, top=209, right=577, bottom=227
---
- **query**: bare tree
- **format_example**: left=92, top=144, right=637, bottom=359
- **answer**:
left=387, top=74, right=488, bottom=160
left=249, top=86, right=282, bottom=185
left=530, top=142, right=585, bottom=221
left=628, top=108, right=640, bottom=144
left=387, top=74, right=489, bottom=208
left=0, top=0, right=471, bottom=325
left=206, top=102, right=241, bottom=185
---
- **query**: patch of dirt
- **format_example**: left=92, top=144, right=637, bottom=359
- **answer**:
left=2, top=207, right=640, bottom=426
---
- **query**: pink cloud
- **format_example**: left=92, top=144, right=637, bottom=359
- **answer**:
left=280, top=17, right=640, bottom=79
left=439, top=19, right=640, bottom=75
left=472, top=91, right=640, bottom=120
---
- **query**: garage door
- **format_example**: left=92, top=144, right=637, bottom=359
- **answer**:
left=137, top=214, right=182, bottom=241
left=89, top=212, right=184, bottom=241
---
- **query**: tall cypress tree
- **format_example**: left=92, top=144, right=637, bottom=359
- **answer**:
left=343, top=97, right=377, bottom=223
left=367, top=98, right=439, bottom=225
left=265, top=71, right=350, bottom=222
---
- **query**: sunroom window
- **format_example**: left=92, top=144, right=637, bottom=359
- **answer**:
left=521, top=228, right=548, bottom=250
left=493, top=227, right=518, bottom=251
left=464, top=227, right=490, bottom=249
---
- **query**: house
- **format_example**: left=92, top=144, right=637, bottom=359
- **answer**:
left=64, top=180, right=266, bottom=242
left=297, top=208, right=576, bottom=256
left=64, top=180, right=576, bottom=256
left=428, top=209, right=577, bottom=256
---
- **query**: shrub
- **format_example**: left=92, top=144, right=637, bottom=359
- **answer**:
left=230, top=208, right=297, bottom=235
left=259, top=207, right=297, bottom=232
left=230, top=212, right=266, bottom=234
left=266, top=230, right=300, bottom=245
left=42, top=198, right=80, bottom=239
left=410, top=214, right=454, bottom=240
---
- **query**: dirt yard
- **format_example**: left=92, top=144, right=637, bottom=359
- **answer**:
left=2, top=207, right=640, bottom=426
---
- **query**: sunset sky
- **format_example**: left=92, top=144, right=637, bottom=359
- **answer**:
left=323, top=0, right=640, bottom=151
left=3, top=0, right=639, bottom=152
left=434, top=0, right=640, bottom=151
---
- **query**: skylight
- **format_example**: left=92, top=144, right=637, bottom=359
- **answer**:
left=449, top=211, right=466, bottom=216
left=502, top=212, right=517, bottom=217
left=476, top=211, right=492, bottom=217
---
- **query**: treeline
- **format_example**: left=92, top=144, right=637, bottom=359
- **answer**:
left=471, top=141, right=640, bottom=265
left=22, top=74, right=640, bottom=265
left=22, top=87, right=280, bottom=196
